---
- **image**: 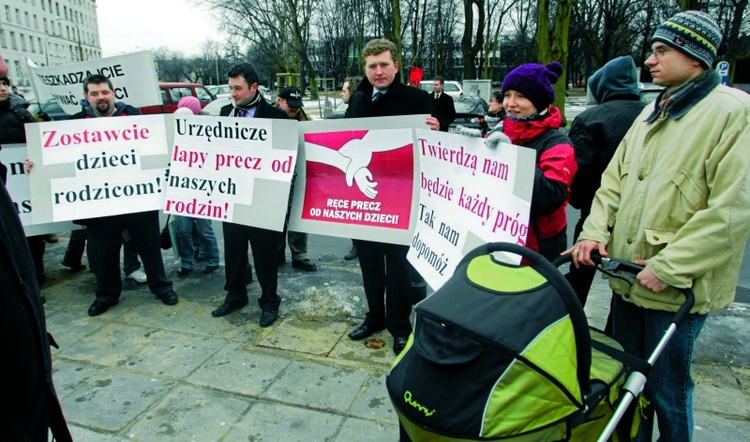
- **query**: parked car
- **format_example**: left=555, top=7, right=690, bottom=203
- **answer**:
left=201, top=96, right=233, bottom=116
left=207, top=84, right=231, bottom=98
left=27, top=98, right=70, bottom=121
left=419, top=80, right=463, bottom=98
left=140, top=82, right=215, bottom=114
left=448, top=96, right=489, bottom=135
left=325, top=102, right=348, bottom=119
left=638, top=82, right=663, bottom=104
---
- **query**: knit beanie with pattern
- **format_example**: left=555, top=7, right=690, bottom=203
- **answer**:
left=502, top=61, right=563, bottom=112
left=651, top=10, right=723, bottom=69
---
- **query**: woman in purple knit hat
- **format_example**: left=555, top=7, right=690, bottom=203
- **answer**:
left=490, top=61, right=577, bottom=261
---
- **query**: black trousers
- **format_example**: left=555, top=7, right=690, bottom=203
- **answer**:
left=222, top=222, right=282, bottom=312
left=85, top=211, right=172, bottom=303
left=355, top=240, right=412, bottom=338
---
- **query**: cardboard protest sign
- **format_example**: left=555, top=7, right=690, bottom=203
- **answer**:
left=0, top=144, right=80, bottom=236
left=289, top=115, right=426, bottom=246
left=164, top=114, right=298, bottom=231
left=407, top=130, right=536, bottom=290
left=26, top=51, right=161, bottom=115
left=25, top=114, right=171, bottom=223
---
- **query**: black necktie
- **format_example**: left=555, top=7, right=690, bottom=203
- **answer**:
left=372, top=92, right=382, bottom=103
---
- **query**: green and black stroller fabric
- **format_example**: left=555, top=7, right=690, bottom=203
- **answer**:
left=387, top=243, right=632, bottom=441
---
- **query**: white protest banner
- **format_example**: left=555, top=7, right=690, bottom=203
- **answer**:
left=165, top=114, right=298, bottom=231
left=407, top=130, right=536, bottom=290
left=25, top=51, right=161, bottom=115
left=288, top=116, right=426, bottom=246
left=25, top=115, right=171, bottom=223
left=0, top=144, right=80, bottom=236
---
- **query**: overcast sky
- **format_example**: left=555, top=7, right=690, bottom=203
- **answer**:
left=97, top=0, right=227, bottom=57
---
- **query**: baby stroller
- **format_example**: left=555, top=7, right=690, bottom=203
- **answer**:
left=386, top=242, right=694, bottom=441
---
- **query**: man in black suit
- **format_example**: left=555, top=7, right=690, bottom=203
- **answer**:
left=212, top=62, right=288, bottom=327
left=345, top=39, right=439, bottom=355
left=432, top=76, right=456, bottom=132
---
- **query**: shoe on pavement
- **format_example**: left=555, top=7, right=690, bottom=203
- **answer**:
left=126, top=269, right=147, bottom=283
left=157, top=289, right=179, bottom=305
left=211, top=299, right=249, bottom=317
left=260, top=310, right=278, bottom=327
left=202, top=265, right=219, bottom=274
left=44, top=234, right=59, bottom=243
left=292, top=259, right=317, bottom=272
left=348, top=323, right=385, bottom=341
left=177, top=267, right=192, bottom=277
left=393, top=336, right=408, bottom=355
left=88, top=299, right=117, bottom=316
left=62, top=259, right=86, bottom=272
left=344, top=244, right=358, bottom=260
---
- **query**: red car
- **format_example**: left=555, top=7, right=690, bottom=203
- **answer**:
left=139, top=82, right=215, bottom=114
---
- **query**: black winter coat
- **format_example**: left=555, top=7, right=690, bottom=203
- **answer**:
left=347, top=75, right=433, bottom=119
left=0, top=178, right=72, bottom=440
left=432, top=92, right=456, bottom=132
left=219, top=96, right=287, bottom=120
left=568, top=95, right=646, bottom=212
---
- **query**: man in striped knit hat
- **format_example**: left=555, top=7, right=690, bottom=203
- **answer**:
left=570, top=10, right=750, bottom=441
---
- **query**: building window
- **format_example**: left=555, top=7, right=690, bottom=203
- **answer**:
left=44, top=18, right=48, bottom=32
left=15, top=8, right=21, bottom=24
left=34, top=15, right=38, bottom=29
left=10, top=32, right=17, bottom=50
left=0, top=30, right=6, bottom=49
left=20, top=33, right=27, bottom=51
left=25, top=11, right=30, bottom=27
left=29, top=36, right=35, bottom=53
left=4, top=6, right=10, bottom=22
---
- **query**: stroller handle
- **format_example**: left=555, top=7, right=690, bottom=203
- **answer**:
left=554, top=253, right=696, bottom=327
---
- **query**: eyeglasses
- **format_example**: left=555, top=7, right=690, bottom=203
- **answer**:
left=649, top=47, right=673, bottom=60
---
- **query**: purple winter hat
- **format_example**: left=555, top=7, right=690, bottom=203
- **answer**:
left=501, top=61, right=564, bottom=111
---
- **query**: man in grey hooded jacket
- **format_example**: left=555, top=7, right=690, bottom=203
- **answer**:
left=566, top=55, right=646, bottom=307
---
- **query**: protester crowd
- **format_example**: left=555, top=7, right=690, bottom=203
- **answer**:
left=2, top=9, right=750, bottom=441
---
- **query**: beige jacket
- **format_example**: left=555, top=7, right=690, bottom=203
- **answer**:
left=579, top=81, right=750, bottom=314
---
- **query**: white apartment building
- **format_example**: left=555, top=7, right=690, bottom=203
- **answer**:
left=0, top=0, right=101, bottom=88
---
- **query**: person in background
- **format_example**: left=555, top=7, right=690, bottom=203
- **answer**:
left=274, top=86, right=317, bottom=272
left=0, top=74, right=48, bottom=286
left=11, top=85, right=24, bottom=99
left=172, top=96, right=221, bottom=277
left=570, top=11, right=749, bottom=440
left=28, top=74, right=178, bottom=315
left=345, top=38, right=440, bottom=356
left=432, top=76, right=456, bottom=132
left=212, top=62, right=287, bottom=327
left=492, top=61, right=577, bottom=262
left=565, top=55, right=646, bottom=309
left=341, top=78, right=359, bottom=261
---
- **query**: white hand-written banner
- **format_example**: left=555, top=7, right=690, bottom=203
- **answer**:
left=25, top=115, right=171, bottom=223
left=408, top=130, right=536, bottom=290
left=25, top=51, right=161, bottom=115
left=0, top=144, right=80, bottom=236
left=165, top=114, right=298, bottom=231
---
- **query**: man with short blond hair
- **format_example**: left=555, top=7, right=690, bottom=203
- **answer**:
left=345, top=38, right=439, bottom=356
